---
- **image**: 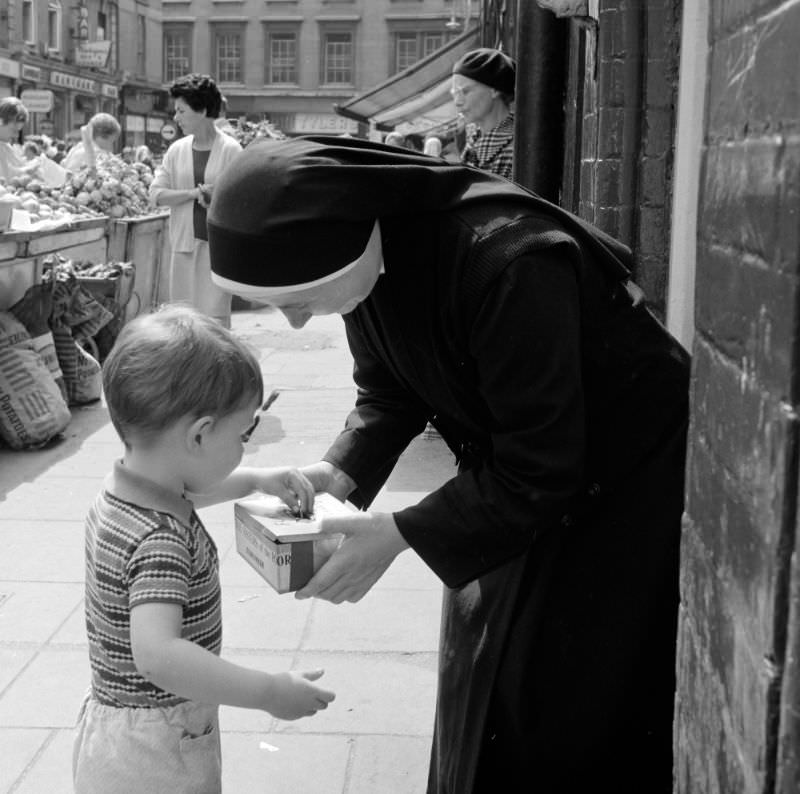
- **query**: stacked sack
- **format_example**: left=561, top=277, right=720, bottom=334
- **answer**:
left=0, top=309, right=70, bottom=450
left=0, top=260, right=117, bottom=449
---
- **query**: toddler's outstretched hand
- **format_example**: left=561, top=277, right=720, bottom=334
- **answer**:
left=264, top=669, right=335, bottom=720
left=257, top=467, right=315, bottom=517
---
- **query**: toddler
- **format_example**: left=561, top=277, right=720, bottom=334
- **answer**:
left=73, top=305, right=335, bottom=793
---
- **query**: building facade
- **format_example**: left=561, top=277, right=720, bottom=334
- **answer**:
left=0, top=0, right=169, bottom=148
left=161, top=0, right=472, bottom=136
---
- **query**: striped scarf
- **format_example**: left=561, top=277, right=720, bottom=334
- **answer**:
left=462, top=113, right=515, bottom=181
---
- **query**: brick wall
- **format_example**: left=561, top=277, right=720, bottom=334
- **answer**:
left=576, top=0, right=680, bottom=319
left=675, top=1, right=800, bottom=791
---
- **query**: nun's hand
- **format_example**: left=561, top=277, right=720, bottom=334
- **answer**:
left=295, top=512, right=409, bottom=603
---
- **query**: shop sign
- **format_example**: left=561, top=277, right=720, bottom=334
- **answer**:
left=50, top=71, right=97, bottom=94
left=21, top=64, right=42, bottom=82
left=293, top=113, right=357, bottom=134
left=20, top=89, right=54, bottom=113
left=75, top=40, right=112, bottom=68
left=160, top=121, right=178, bottom=141
left=125, top=114, right=146, bottom=132
left=101, top=84, right=119, bottom=99
left=0, top=58, right=21, bottom=80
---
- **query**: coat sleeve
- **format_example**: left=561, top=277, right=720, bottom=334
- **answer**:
left=394, top=250, right=586, bottom=588
left=149, top=140, right=178, bottom=202
left=322, top=322, right=430, bottom=506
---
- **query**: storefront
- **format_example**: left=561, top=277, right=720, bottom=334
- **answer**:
left=119, top=85, right=171, bottom=152
left=333, top=25, right=479, bottom=140
left=15, top=64, right=62, bottom=139
left=0, top=56, right=20, bottom=100
left=266, top=112, right=359, bottom=137
left=50, top=71, right=99, bottom=138
left=99, top=83, right=119, bottom=117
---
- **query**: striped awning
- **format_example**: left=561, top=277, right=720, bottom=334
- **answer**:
left=334, top=26, right=480, bottom=133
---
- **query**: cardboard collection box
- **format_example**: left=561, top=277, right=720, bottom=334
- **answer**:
left=234, top=492, right=354, bottom=593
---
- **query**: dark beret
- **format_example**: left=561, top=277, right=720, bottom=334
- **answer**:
left=452, top=48, right=516, bottom=96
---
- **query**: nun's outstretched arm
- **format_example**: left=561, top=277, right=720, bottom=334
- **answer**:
left=294, top=512, right=409, bottom=604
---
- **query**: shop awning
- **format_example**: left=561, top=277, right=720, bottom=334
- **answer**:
left=334, top=26, right=480, bottom=134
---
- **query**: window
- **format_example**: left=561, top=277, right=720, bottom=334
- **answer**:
left=107, top=2, right=119, bottom=71
left=22, top=0, right=36, bottom=44
left=164, top=26, right=192, bottom=83
left=395, top=32, right=417, bottom=72
left=393, top=30, right=446, bottom=74
left=136, top=14, right=146, bottom=75
left=214, top=28, right=243, bottom=83
left=322, top=31, right=353, bottom=85
left=47, top=0, right=62, bottom=51
left=265, top=31, right=298, bottom=84
left=422, top=31, right=444, bottom=57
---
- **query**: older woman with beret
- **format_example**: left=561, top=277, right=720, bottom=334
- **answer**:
left=150, top=74, right=242, bottom=327
left=451, top=47, right=516, bottom=180
left=207, top=136, right=689, bottom=794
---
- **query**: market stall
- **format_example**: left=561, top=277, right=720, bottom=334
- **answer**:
left=0, top=152, right=170, bottom=450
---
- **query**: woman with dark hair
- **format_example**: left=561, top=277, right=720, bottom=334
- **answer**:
left=150, top=73, right=242, bottom=328
left=206, top=136, right=690, bottom=793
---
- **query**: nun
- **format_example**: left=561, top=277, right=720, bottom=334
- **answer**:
left=207, top=136, right=689, bottom=794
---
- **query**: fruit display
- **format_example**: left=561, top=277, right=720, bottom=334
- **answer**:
left=228, top=119, right=286, bottom=149
left=0, top=177, right=103, bottom=225
left=0, top=154, right=158, bottom=224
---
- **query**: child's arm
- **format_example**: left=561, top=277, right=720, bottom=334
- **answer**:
left=188, top=466, right=315, bottom=514
left=130, top=602, right=335, bottom=719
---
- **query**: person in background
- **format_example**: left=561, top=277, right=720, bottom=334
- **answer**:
left=22, top=139, right=40, bottom=160
left=0, top=98, right=39, bottom=181
left=206, top=136, right=690, bottom=794
left=451, top=48, right=516, bottom=180
left=423, top=136, right=443, bottom=157
left=72, top=305, right=335, bottom=793
left=134, top=144, right=154, bottom=170
left=384, top=131, right=407, bottom=148
left=52, top=140, right=67, bottom=164
left=213, top=95, right=236, bottom=137
left=62, top=113, right=121, bottom=172
left=150, top=73, right=242, bottom=329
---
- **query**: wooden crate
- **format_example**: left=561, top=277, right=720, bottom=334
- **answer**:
left=107, top=214, right=168, bottom=320
left=76, top=264, right=136, bottom=311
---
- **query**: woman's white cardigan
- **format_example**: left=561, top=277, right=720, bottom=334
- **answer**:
left=150, top=130, right=242, bottom=253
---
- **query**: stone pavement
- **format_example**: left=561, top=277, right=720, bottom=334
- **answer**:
left=0, top=307, right=456, bottom=794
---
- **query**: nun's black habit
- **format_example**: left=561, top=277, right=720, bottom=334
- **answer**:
left=208, top=138, right=690, bottom=794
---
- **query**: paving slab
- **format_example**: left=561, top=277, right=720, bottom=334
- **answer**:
left=7, top=728, right=73, bottom=794
left=0, top=520, right=85, bottom=582
left=221, top=585, right=314, bottom=650
left=0, top=308, right=450, bottom=793
left=0, top=648, right=88, bottom=728
left=1, top=478, right=106, bottom=522
left=0, top=582, right=83, bottom=643
left=221, top=732, right=351, bottom=794
left=0, top=647, right=39, bottom=694
left=0, top=728, right=52, bottom=793
left=304, top=590, right=440, bottom=652
left=271, top=652, right=438, bottom=737
left=347, top=735, right=432, bottom=794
